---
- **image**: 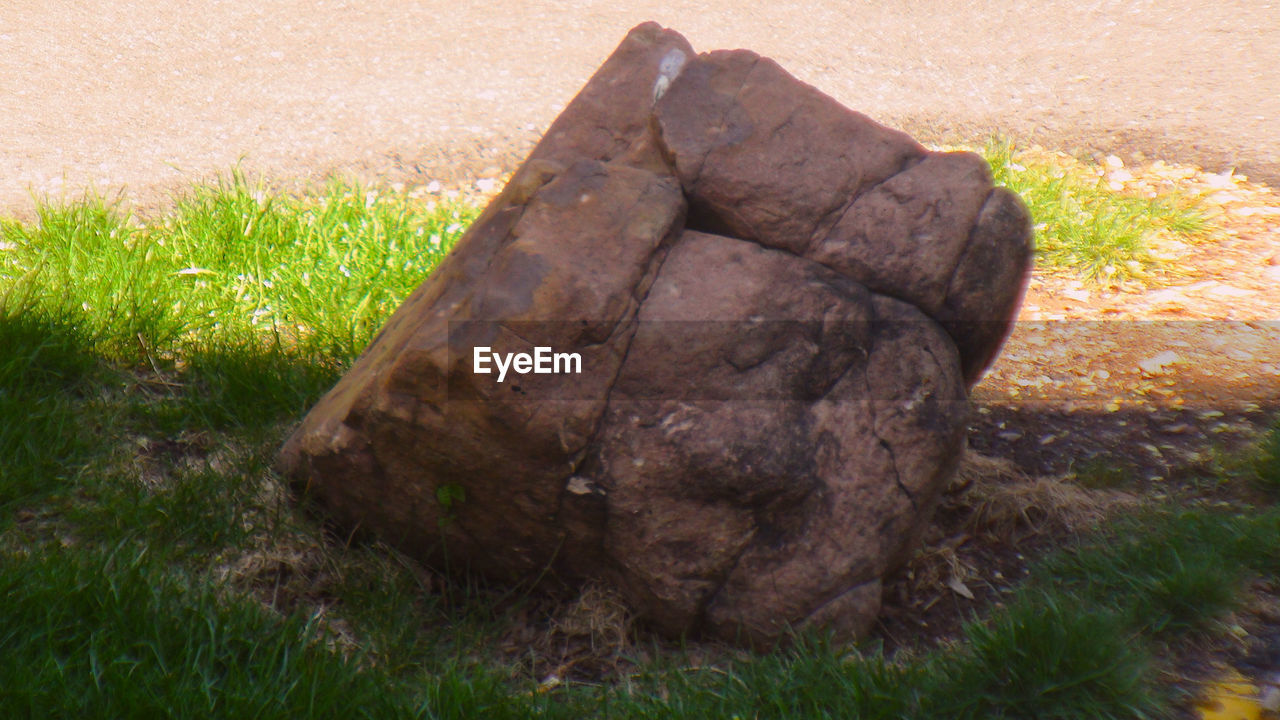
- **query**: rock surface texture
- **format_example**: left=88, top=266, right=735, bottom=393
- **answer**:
left=277, top=22, right=1033, bottom=646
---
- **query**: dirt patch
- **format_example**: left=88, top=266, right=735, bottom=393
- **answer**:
left=4, top=1, right=1280, bottom=218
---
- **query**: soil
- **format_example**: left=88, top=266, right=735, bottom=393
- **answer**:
left=5, top=0, right=1280, bottom=709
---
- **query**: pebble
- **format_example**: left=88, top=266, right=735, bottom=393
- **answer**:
left=1138, top=350, right=1183, bottom=376
left=1204, top=171, right=1239, bottom=189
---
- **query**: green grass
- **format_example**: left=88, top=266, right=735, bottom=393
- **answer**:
left=0, top=167, right=1268, bottom=718
left=0, top=543, right=428, bottom=719
left=935, top=594, right=1154, bottom=720
left=1071, top=456, right=1136, bottom=490
left=0, top=312, right=98, bottom=514
left=3, top=173, right=476, bottom=362
left=1032, top=507, right=1280, bottom=635
left=1193, top=420, right=1280, bottom=502
left=982, top=138, right=1212, bottom=282
left=1252, top=421, right=1280, bottom=499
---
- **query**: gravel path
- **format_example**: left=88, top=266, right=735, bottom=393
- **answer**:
left=3, top=0, right=1278, bottom=215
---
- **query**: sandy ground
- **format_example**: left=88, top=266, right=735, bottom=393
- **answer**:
left=3, top=0, right=1279, bottom=216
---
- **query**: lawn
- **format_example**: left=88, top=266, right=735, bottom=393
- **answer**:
left=1, top=146, right=1275, bottom=718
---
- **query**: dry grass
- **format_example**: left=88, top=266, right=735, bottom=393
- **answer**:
left=516, top=582, right=639, bottom=685
left=953, top=450, right=1141, bottom=540
left=552, top=583, right=634, bottom=652
left=215, top=532, right=335, bottom=613
left=883, top=450, right=1147, bottom=640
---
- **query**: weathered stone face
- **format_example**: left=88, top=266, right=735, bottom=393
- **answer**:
left=277, top=21, right=1032, bottom=647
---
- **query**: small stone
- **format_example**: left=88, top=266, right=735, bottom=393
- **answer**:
left=1204, top=171, right=1237, bottom=189
left=1138, top=350, right=1183, bottom=376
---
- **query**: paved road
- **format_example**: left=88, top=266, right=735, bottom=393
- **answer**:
left=2, top=0, right=1277, bottom=215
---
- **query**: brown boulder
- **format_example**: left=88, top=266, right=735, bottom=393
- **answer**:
left=592, top=231, right=967, bottom=643
left=654, top=50, right=1032, bottom=382
left=277, top=22, right=1032, bottom=646
left=653, top=49, right=927, bottom=256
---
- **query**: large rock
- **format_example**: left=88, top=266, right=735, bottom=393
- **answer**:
left=277, top=22, right=1032, bottom=646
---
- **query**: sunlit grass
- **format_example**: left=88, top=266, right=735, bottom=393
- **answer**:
left=981, top=138, right=1212, bottom=283
left=1, top=172, right=477, bottom=365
